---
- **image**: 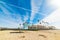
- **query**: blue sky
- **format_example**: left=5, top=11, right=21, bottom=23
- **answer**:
left=0, top=0, right=60, bottom=29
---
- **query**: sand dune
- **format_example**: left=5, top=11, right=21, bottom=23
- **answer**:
left=0, top=30, right=60, bottom=40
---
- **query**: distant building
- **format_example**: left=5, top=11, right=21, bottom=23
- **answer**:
left=28, top=24, right=48, bottom=30
left=28, top=24, right=56, bottom=30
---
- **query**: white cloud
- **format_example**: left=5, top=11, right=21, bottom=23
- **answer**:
left=0, top=3, right=11, bottom=15
left=30, top=0, right=49, bottom=23
left=47, top=0, right=60, bottom=8
left=23, top=12, right=29, bottom=22
left=1, top=1, right=31, bottom=12
left=0, top=18, right=18, bottom=28
left=30, top=0, right=43, bottom=21
left=41, top=8, right=60, bottom=29
left=0, top=2, right=23, bottom=28
left=0, top=1, right=15, bottom=13
left=41, top=0, right=60, bottom=29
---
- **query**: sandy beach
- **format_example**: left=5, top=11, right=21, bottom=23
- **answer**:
left=0, top=30, right=60, bottom=40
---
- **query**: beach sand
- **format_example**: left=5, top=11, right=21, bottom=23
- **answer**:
left=0, top=30, right=60, bottom=40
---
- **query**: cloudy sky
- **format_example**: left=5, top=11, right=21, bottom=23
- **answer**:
left=0, top=0, right=60, bottom=29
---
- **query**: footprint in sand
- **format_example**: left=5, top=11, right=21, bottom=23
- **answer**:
left=38, top=34, right=47, bottom=38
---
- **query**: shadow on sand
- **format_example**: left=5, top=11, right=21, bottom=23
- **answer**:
left=10, top=31, right=24, bottom=34
left=38, top=34, right=47, bottom=38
